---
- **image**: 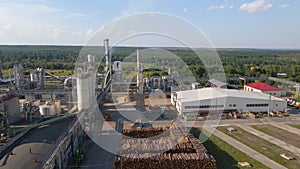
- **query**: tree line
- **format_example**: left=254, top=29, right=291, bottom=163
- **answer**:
left=0, top=45, right=300, bottom=82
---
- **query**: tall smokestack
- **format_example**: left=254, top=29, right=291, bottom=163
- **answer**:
left=104, top=39, right=109, bottom=70
left=136, top=49, right=143, bottom=93
left=137, top=49, right=140, bottom=73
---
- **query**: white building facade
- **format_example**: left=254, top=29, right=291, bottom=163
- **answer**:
left=244, top=82, right=286, bottom=97
left=171, top=88, right=287, bottom=118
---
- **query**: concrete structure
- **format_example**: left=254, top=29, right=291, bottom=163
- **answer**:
left=0, top=94, right=20, bottom=124
left=244, top=81, right=286, bottom=97
left=171, top=88, right=287, bottom=119
left=13, top=64, right=24, bottom=90
left=0, top=117, right=81, bottom=169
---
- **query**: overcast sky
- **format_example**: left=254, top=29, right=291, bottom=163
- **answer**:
left=0, top=0, right=298, bottom=48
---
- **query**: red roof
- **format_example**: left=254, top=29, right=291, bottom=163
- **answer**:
left=244, top=82, right=281, bottom=91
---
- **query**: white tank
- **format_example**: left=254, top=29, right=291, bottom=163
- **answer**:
left=39, top=105, right=50, bottom=116
left=49, top=104, right=56, bottom=115
left=77, top=73, right=91, bottom=111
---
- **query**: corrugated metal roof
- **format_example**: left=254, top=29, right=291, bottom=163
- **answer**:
left=245, top=82, right=281, bottom=91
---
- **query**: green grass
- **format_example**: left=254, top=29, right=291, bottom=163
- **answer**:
left=252, top=124, right=300, bottom=148
left=286, top=123, right=300, bottom=130
left=190, top=128, right=269, bottom=169
left=218, top=126, right=300, bottom=169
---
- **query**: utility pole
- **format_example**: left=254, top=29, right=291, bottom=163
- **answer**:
left=239, top=77, right=246, bottom=87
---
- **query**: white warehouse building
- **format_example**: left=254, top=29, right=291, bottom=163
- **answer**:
left=171, top=88, right=287, bottom=119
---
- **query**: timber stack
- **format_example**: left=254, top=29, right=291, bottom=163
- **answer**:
left=114, top=124, right=216, bottom=169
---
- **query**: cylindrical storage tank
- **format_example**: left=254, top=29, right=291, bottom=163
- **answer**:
left=49, top=104, right=56, bottom=115
left=39, top=68, right=45, bottom=89
left=55, top=100, right=61, bottom=114
left=39, top=105, right=50, bottom=116
left=77, top=73, right=90, bottom=111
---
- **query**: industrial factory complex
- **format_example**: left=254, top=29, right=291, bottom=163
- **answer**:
left=0, top=39, right=299, bottom=169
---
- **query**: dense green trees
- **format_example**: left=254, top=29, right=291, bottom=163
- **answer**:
left=0, top=46, right=300, bottom=82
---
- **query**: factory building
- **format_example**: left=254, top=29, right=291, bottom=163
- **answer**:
left=244, top=81, right=286, bottom=97
left=171, top=88, right=287, bottom=120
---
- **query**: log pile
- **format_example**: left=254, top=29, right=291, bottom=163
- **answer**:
left=123, top=127, right=168, bottom=138
left=114, top=125, right=216, bottom=169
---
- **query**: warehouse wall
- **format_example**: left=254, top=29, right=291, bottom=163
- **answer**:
left=177, top=97, right=286, bottom=114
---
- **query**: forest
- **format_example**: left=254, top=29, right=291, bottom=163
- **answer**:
left=0, top=45, right=300, bottom=82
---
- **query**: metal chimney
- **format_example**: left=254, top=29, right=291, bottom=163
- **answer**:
left=136, top=49, right=143, bottom=93
left=104, top=39, right=109, bottom=70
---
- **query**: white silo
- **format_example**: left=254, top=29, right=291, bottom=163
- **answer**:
left=77, top=68, right=91, bottom=111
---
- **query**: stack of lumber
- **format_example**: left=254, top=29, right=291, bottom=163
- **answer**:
left=115, top=126, right=216, bottom=169
left=114, top=153, right=216, bottom=169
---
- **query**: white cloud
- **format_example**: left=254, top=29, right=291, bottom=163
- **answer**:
left=208, top=5, right=234, bottom=11
left=0, top=2, right=91, bottom=44
left=71, top=31, right=83, bottom=37
left=183, top=8, right=188, bottom=13
left=279, top=4, right=289, bottom=9
left=52, top=28, right=63, bottom=40
left=239, top=0, right=272, bottom=13
left=66, top=12, right=88, bottom=19
left=85, top=29, right=95, bottom=39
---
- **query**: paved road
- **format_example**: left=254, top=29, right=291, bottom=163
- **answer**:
left=0, top=118, right=74, bottom=169
left=205, top=126, right=288, bottom=169
left=236, top=124, right=300, bottom=158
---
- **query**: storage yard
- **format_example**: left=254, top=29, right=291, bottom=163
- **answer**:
left=114, top=125, right=216, bottom=169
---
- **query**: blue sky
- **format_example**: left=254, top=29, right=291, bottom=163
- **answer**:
left=0, top=0, right=298, bottom=48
